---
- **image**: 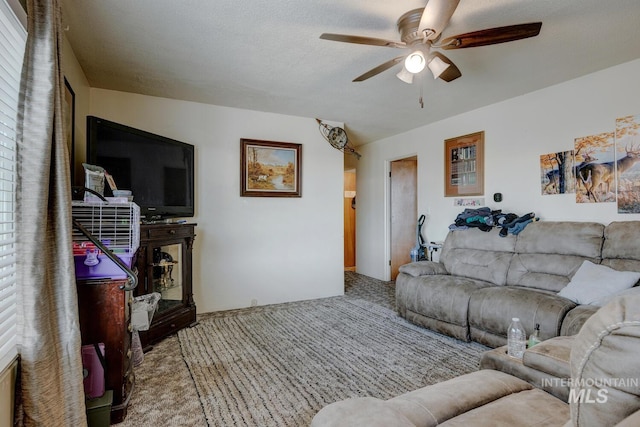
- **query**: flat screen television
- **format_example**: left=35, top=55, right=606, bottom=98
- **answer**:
left=86, top=116, right=195, bottom=221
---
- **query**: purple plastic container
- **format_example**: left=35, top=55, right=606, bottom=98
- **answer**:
left=74, top=253, right=134, bottom=280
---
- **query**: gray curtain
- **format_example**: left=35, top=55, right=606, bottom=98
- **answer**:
left=15, top=0, right=86, bottom=425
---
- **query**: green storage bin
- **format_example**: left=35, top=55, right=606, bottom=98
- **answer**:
left=86, top=389, right=113, bottom=427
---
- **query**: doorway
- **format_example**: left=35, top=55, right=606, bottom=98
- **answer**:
left=390, top=157, right=417, bottom=280
left=344, top=170, right=356, bottom=271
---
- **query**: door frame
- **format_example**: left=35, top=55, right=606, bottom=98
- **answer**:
left=343, top=169, right=357, bottom=270
left=384, top=153, right=418, bottom=281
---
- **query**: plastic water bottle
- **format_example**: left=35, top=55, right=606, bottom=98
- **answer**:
left=507, top=317, right=526, bottom=359
left=410, top=248, right=419, bottom=263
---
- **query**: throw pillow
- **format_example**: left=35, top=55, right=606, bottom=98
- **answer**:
left=558, top=260, right=640, bottom=305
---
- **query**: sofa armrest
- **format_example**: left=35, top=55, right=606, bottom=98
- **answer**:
left=480, top=345, right=570, bottom=401
left=398, top=261, right=449, bottom=277
left=523, top=335, right=573, bottom=379
left=560, top=304, right=599, bottom=336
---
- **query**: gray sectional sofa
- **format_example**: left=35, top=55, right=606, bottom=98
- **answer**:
left=396, top=221, right=640, bottom=347
left=311, top=292, right=640, bottom=426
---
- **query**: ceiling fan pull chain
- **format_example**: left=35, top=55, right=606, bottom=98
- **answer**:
left=419, top=84, right=424, bottom=109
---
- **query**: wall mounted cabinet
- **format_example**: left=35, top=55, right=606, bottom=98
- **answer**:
left=444, top=131, right=485, bottom=197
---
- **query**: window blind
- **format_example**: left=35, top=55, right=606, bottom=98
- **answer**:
left=0, top=0, right=25, bottom=371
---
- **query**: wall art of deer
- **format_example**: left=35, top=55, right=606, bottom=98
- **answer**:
left=543, top=149, right=595, bottom=194
left=573, top=148, right=596, bottom=194
left=578, top=144, right=640, bottom=202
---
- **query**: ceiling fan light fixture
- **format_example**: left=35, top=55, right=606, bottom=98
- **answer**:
left=396, top=66, right=414, bottom=84
left=404, top=50, right=426, bottom=74
left=427, top=55, right=450, bottom=79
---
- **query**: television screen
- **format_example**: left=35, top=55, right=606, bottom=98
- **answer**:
left=86, top=116, right=195, bottom=220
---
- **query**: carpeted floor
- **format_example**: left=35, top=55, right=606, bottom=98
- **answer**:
left=120, top=272, right=488, bottom=426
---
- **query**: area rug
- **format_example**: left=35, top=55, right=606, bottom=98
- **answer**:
left=177, top=274, right=488, bottom=426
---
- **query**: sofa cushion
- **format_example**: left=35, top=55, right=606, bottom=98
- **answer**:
left=514, top=222, right=604, bottom=259
left=469, top=286, right=576, bottom=347
left=569, top=293, right=640, bottom=427
left=601, top=258, right=640, bottom=273
left=387, top=370, right=530, bottom=426
left=602, top=221, right=640, bottom=261
left=506, top=222, right=604, bottom=292
left=440, top=228, right=516, bottom=286
left=386, top=370, right=567, bottom=427
left=435, top=388, right=568, bottom=426
left=311, top=397, right=415, bottom=427
left=313, top=370, right=560, bottom=427
left=396, top=273, right=492, bottom=341
left=507, top=253, right=594, bottom=292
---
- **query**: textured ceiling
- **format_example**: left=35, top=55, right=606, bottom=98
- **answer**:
left=61, top=0, right=640, bottom=145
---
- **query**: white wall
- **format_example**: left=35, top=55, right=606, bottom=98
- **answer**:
left=88, top=90, right=345, bottom=312
left=357, top=59, right=640, bottom=281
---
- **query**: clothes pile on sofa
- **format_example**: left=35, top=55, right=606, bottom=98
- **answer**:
left=449, top=207, right=538, bottom=236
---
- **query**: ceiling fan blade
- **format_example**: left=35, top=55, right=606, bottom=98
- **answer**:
left=431, top=52, right=461, bottom=82
left=439, top=22, right=542, bottom=49
left=353, top=56, right=405, bottom=82
left=320, top=33, right=405, bottom=49
left=418, top=0, right=461, bottom=40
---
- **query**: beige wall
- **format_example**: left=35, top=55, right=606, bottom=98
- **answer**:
left=62, top=34, right=344, bottom=313
left=88, top=90, right=345, bottom=312
left=356, top=59, right=640, bottom=280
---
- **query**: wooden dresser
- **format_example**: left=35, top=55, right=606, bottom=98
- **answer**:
left=76, top=278, right=134, bottom=424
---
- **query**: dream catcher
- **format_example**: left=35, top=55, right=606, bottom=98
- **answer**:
left=316, top=119, right=361, bottom=159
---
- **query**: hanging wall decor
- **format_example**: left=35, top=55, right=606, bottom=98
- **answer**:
left=240, top=139, right=302, bottom=198
left=444, top=131, right=484, bottom=197
left=615, top=115, right=640, bottom=213
left=574, top=132, right=615, bottom=203
left=540, top=150, right=574, bottom=195
left=316, top=119, right=361, bottom=159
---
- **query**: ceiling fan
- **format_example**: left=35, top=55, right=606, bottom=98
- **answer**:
left=320, top=0, right=542, bottom=85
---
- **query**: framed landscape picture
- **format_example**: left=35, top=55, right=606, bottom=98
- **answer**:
left=240, top=139, right=302, bottom=197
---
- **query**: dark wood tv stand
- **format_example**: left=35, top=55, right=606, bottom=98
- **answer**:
left=134, top=222, right=197, bottom=349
